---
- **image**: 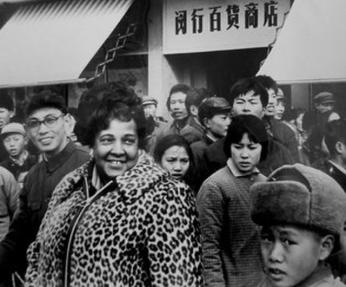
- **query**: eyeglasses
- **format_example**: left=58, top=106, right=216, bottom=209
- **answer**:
left=26, top=114, right=64, bottom=131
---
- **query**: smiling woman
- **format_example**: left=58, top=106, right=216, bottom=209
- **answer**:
left=25, top=83, right=203, bottom=286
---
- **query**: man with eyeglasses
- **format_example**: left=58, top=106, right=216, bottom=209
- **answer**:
left=0, top=91, right=90, bottom=285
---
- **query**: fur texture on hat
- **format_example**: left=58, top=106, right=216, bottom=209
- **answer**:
left=251, top=164, right=346, bottom=236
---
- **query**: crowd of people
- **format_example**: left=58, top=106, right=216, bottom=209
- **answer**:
left=0, top=75, right=344, bottom=286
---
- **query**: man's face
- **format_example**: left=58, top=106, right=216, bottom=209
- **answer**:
left=264, top=88, right=277, bottom=117
left=0, top=108, right=13, bottom=129
left=26, top=107, right=68, bottom=157
left=205, top=113, right=231, bottom=138
left=143, top=104, right=157, bottom=120
left=232, top=90, right=265, bottom=119
left=3, top=133, right=26, bottom=158
left=169, top=92, right=188, bottom=120
left=315, top=102, right=334, bottom=114
left=260, top=225, right=327, bottom=287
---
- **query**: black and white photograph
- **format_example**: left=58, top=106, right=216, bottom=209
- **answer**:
left=0, top=0, right=345, bottom=286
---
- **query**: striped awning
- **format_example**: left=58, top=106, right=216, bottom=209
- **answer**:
left=0, top=0, right=134, bottom=87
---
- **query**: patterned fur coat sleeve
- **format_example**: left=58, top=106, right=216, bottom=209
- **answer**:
left=25, top=152, right=203, bottom=287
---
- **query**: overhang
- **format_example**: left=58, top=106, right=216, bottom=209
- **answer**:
left=257, top=0, right=346, bottom=84
left=0, top=0, right=134, bottom=88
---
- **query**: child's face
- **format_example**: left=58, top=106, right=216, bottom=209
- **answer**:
left=230, top=132, right=262, bottom=173
left=260, top=225, right=327, bottom=287
left=3, top=133, right=26, bottom=157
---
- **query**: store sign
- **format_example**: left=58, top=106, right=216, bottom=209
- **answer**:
left=163, top=0, right=291, bottom=54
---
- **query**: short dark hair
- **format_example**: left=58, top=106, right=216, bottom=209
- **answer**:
left=255, top=75, right=278, bottom=94
left=185, top=88, right=210, bottom=112
left=166, top=83, right=191, bottom=111
left=324, top=119, right=346, bottom=156
left=227, top=77, right=269, bottom=108
left=153, top=134, right=194, bottom=181
left=0, top=89, right=14, bottom=111
left=25, top=91, right=67, bottom=117
left=224, top=114, right=268, bottom=161
left=84, top=84, right=147, bottom=149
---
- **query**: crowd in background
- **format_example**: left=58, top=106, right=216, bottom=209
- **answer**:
left=0, top=75, right=344, bottom=286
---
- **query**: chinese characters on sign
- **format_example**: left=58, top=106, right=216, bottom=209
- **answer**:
left=164, top=0, right=291, bottom=54
left=176, top=1, right=278, bottom=35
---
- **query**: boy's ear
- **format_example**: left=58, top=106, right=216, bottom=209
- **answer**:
left=319, top=234, right=335, bottom=261
left=190, top=105, right=198, bottom=117
left=335, top=141, right=346, bottom=154
left=203, top=117, right=210, bottom=129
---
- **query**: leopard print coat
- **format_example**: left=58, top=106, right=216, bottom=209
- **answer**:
left=25, top=152, right=203, bottom=286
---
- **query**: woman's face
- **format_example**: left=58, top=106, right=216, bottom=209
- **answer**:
left=93, top=118, right=139, bottom=179
left=230, top=132, right=262, bottom=173
left=160, top=145, right=190, bottom=180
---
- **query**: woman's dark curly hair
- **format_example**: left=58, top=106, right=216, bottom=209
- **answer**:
left=84, top=83, right=147, bottom=149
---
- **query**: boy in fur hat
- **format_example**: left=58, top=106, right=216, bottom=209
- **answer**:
left=251, top=164, right=346, bottom=287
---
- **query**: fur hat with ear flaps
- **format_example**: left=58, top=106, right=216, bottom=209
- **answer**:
left=250, top=164, right=346, bottom=236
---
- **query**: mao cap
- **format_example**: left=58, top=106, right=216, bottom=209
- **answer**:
left=198, top=97, right=231, bottom=123
left=1, top=122, right=25, bottom=137
left=314, top=91, right=335, bottom=104
left=142, top=96, right=158, bottom=107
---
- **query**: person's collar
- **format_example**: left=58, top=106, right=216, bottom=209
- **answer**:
left=295, top=263, right=333, bottom=287
left=9, top=149, right=28, bottom=166
left=43, top=140, right=75, bottom=173
left=227, top=158, right=259, bottom=177
left=328, top=159, right=346, bottom=176
left=172, top=116, right=189, bottom=130
left=205, top=133, right=217, bottom=144
left=91, top=165, right=103, bottom=190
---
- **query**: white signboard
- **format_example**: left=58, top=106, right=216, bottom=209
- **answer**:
left=163, top=0, right=291, bottom=54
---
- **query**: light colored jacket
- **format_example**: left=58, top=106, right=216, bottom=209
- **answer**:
left=0, top=166, right=20, bottom=240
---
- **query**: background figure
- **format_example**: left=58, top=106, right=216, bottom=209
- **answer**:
left=256, top=75, right=300, bottom=163
left=180, top=87, right=210, bottom=144
left=0, top=91, right=90, bottom=284
left=156, top=84, right=207, bottom=145
left=251, top=164, right=346, bottom=287
left=282, top=108, right=310, bottom=165
left=153, top=134, right=195, bottom=190
left=0, top=167, right=20, bottom=241
left=303, top=91, right=341, bottom=163
left=191, top=97, right=231, bottom=190
left=274, top=88, right=285, bottom=120
left=141, top=95, right=167, bottom=154
left=0, top=90, right=15, bottom=161
left=25, top=84, right=203, bottom=286
left=197, top=114, right=268, bottom=287
left=0, top=123, right=37, bottom=188
left=313, top=119, right=346, bottom=191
